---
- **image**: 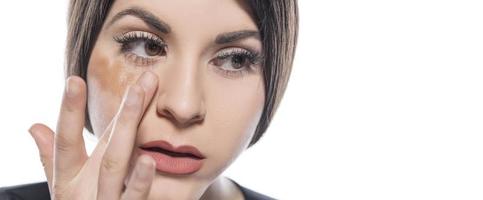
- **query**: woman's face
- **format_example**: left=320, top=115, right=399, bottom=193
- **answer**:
left=86, top=0, right=265, bottom=198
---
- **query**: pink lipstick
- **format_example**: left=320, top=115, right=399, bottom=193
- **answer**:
left=139, top=140, right=205, bottom=175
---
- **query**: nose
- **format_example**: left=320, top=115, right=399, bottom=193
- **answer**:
left=155, top=60, right=206, bottom=128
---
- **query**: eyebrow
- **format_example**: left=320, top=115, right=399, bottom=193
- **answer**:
left=108, top=7, right=260, bottom=44
left=108, top=7, right=171, bottom=34
left=215, top=30, right=260, bottom=44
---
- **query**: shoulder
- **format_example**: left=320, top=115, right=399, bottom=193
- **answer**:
left=0, top=182, right=50, bottom=200
left=229, top=179, right=277, bottom=200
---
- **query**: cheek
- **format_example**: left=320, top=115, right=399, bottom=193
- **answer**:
left=204, top=77, right=265, bottom=172
left=86, top=43, right=139, bottom=137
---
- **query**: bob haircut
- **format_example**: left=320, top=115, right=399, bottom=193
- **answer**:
left=66, top=0, right=298, bottom=147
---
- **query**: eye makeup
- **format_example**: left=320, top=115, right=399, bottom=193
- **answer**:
left=112, top=30, right=264, bottom=78
left=113, top=31, right=167, bottom=66
left=211, top=48, right=264, bottom=79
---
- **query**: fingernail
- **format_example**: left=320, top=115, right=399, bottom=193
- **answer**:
left=28, top=123, right=38, bottom=134
left=139, top=71, right=156, bottom=91
left=137, top=156, right=155, bottom=179
left=65, top=77, right=78, bottom=98
left=28, top=124, right=39, bottom=142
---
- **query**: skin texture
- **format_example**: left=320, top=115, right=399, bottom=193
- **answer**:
left=29, top=0, right=266, bottom=199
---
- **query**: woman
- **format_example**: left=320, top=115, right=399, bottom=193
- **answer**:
left=0, top=0, right=298, bottom=199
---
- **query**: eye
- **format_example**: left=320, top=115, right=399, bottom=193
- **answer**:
left=211, top=48, right=263, bottom=78
left=113, top=31, right=167, bottom=66
left=145, top=40, right=164, bottom=56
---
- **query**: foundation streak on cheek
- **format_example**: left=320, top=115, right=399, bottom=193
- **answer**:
left=87, top=45, right=141, bottom=137
left=89, top=50, right=139, bottom=98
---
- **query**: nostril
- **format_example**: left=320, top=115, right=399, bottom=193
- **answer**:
left=161, top=112, right=204, bottom=128
left=157, top=107, right=174, bottom=120
left=193, top=113, right=205, bottom=122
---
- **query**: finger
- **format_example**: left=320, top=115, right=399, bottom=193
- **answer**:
left=29, top=123, right=55, bottom=190
left=97, top=84, right=145, bottom=200
left=136, top=71, right=159, bottom=118
left=95, top=71, right=158, bottom=153
left=54, top=76, right=88, bottom=181
left=121, top=155, right=155, bottom=200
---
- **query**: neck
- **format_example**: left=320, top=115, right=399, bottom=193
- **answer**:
left=200, top=176, right=244, bottom=200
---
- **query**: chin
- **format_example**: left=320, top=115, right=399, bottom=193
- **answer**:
left=146, top=175, right=213, bottom=200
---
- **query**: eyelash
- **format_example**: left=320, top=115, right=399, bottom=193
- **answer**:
left=211, top=48, right=264, bottom=78
left=113, top=31, right=167, bottom=66
left=113, top=31, right=263, bottom=78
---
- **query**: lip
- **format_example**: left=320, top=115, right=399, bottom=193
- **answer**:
left=140, top=140, right=205, bottom=159
left=139, top=140, right=205, bottom=175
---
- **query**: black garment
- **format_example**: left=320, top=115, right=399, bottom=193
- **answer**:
left=0, top=182, right=49, bottom=200
left=0, top=180, right=275, bottom=200
left=229, top=179, right=276, bottom=200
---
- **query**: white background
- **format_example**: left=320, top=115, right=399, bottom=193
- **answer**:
left=1, top=1, right=482, bottom=199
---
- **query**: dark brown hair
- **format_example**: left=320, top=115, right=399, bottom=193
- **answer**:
left=66, top=0, right=298, bottom=147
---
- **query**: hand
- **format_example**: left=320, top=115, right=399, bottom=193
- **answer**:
left=29, top=71, right=159, bottom=199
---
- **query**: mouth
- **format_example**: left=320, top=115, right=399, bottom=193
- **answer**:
left=138, top=140, right=205, bottom=175
left=140, top=146, right=204, bottom=160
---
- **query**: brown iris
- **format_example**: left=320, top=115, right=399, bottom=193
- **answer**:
left=230, top=55, right=247, bottom=69
left=145, top=40, right=164, bottom=56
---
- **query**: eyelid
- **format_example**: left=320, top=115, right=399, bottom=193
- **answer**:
left=113, top=31, right=166, bottom=47
left=215, top=47, right=263, bottom=64
left=113, top=30, right=167, bottom=66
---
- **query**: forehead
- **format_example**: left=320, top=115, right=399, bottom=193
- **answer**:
left=108, top=0, right=258, bottom=35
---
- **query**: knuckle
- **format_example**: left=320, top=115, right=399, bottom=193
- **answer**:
left=129, top=181, right=148, bottom=195
left=55, top=133, right=75, bottom=151
left=63, top=91, right=85, bottom=114
left=54, top=192, right=67, bottom=200
left=63, top=97, right=79, bottom=113
left=53, top=192, right=65, bottom=200
left=52, top=184, right=67, bottom=200
left=101, top=156, right=122, bottom=173
left=55, top=138, right=72, bottom=153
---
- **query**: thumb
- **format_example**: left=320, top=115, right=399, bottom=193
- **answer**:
left=29, top=123, right=54, bottom=190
